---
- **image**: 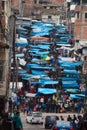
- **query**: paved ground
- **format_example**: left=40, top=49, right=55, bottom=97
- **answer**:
left=20, top=112, right=83, bottom=130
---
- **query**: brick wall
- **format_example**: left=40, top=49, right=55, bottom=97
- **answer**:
left=74, top=5, right=87, bottom=40
left=51, top=0, right=65, bottom=5
left=12, top=0, right=65, bottom=19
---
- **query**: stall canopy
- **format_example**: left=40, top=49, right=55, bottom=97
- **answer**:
left=70, top=94, right=85, bottom=99
left=16, top=37, right=28, bottom=47
left=37, top=88, right=56, bottom=95
left=63, top=69, right=79, bottom=74
left=41, top=80, right=58, bottom=86
left=62, top=81, right=79, bottom=88
left=58, top=56, right=75, bottom=62
left=31, top=70, right=46, bottom=75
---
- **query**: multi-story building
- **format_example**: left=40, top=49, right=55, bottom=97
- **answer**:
left=0, top=0, right=11, bottom=113
left=70, top=0, right=87, bottom=74
left=12, top=0, right=65, bottom=23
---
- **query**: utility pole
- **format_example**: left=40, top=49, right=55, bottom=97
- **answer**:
left=9, top=15, right=16, bottom=92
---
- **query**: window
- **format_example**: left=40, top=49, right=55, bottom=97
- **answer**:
left=84, top=56, right=87, bottom=61
left=85, top=13, right=87, bottom=19
left=77, top=12, right=79, bottom=19
left=82, top=0, right=87, bottom=5
left=0, top=60, right=4, bottom=81
left=50, top=6, right=53, bottom=9
left=48, top=16, right=52, bottom=20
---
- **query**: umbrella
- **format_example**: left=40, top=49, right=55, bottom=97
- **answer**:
left=45, top=56, right=50, bottom=61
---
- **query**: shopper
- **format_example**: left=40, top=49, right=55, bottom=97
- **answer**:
left=13, top=111, right=23, bottom=130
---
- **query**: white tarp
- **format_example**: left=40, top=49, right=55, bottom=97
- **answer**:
left=26, top=93, right=36, bottom=97
left=60, top=46, right=74, bottom=51
left=82, top=48, right=87, bottom=55
left=18, top=58, right=26, bottom=66
left=16, top=37, right=28, bottom=43
left=59, top=56, right=75, bottom=62
left=70, top=5, right=76, bottom=10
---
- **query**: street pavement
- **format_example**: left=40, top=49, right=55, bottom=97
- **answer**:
left=21, top=112, right=83, bottom=130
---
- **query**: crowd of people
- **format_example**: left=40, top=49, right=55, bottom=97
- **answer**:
left=0, top=20, right=86, bottom=130
left=0, top=110, right=23, bottom=130
left=20, top=95, right=84, bottom=114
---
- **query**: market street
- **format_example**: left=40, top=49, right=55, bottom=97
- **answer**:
left=21, top=112, right=80, bottom=130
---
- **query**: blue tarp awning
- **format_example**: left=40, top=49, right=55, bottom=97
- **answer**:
left=59, top=60, right=83, bottom=69
left=16, top=42, right=28, bottom=47
left=59, top=63, right=75, bottom=69
left=62, top=81, right=79, bottom=88
left=41, top=80, right=58, bottom=85
left=62, top=77, right=78, bottom=81
left=26, top=63, right=40, bottom=69
left=18, top=70, right=27, bottom=74
left=38, top=88, right=56, bottom=95
left=36, top=51, right=49, bottom=55
left=70, top=94, right=85, bottom=99
left=63, top=69, right=79, bottom=74
left=30, top=66, right=55, bottom=70
left=31, top=70, right=46, bottom=75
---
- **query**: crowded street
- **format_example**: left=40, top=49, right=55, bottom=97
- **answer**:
left=0, top=0, right=87, bottom=130
left=21, top=112, right=80, bottom=130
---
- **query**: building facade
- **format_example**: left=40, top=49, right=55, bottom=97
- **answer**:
left=12, top=0, right=65, bottom=23
left=69, top=0, right=87, bottom=74
left=74, top=0, right=87, bottom=74
left=0, top=0, right=11, bottom=113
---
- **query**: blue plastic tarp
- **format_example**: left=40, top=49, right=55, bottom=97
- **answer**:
left=38, top=88, right=56, bottom=95
left=26, top=63, right=40, bottom=69
left=41, top=80, right=58, bottom=85
left=62, top=81, right=79, bottom=88
left=70, top=94, right=80, bottom=99
left=62, top=77, right=78, bottom=81
left=31, top=70, right=46, bottom=75
left=63, top=69, right=79, bottom=74
left=70, top=94, right=85, bottom=99
left=59, top=61, right=83, bottom=69
left=18, top=70, right=27, bottom=76
left=30, top=66, right=55, bottom=70
left=36, top=51, right=49, bottom=55
left=16, top=42, right=28, bottom=47
left=59, top=63, right=75, bottom=69
left=31, top=81, right=42, bottom=85
left=56, top=41, right=69, bottom=44
left=18, top=70, right=27, bottom=74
